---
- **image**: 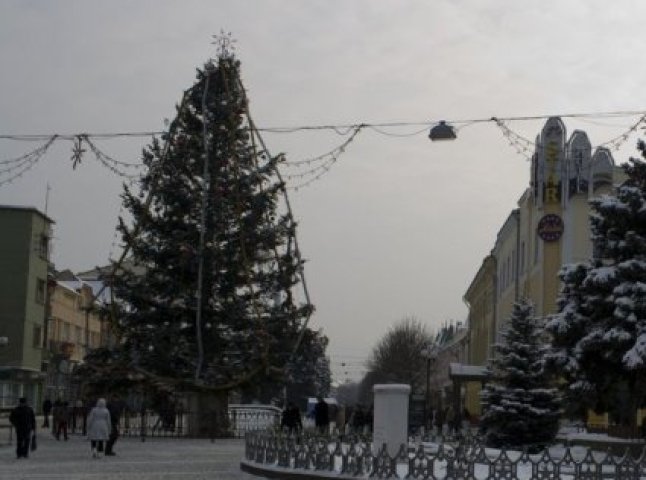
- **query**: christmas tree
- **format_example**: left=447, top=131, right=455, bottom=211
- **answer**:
left=94, top=41, right=315, bottom=427
left=240, top=328, right=331, bottom=405
left=547, top=143, right=646, bottom=428
left=480, top=300, right=561, bottom=450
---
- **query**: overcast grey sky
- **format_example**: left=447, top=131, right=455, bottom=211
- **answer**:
left=1, top=0, right=645, bottom=382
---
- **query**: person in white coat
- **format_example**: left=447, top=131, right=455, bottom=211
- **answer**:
left=87, top=398, right=111, bottom=458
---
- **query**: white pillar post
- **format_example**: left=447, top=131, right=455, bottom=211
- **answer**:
left=372, top=384, right=410, bottom=456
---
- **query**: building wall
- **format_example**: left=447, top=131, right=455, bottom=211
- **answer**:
left=0, top=210, right=31, bottom=368
left=464, top=255, right=496, bottom=366
left=0, top=206, right=52, bottom=408
left=429, top=326, right=468, bottom=413
left=463, top=118, right=624, bottom=418
left=49, top=282, right=103, bottom=363
left=493, top=210, right=520, bottom=341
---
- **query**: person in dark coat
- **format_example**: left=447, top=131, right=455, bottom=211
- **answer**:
left=42, top=398, right=52, bottom=428
left=9, top=397, right=36, bottom=459
left=353, top=404, right=366, bottom=433
left=281, top=402, right=303, bottom=434
left=51, top=398, right=64, bottom=436
left=365, top=404, right=374, bottom=433
left=55, top=401, right=70, bottom=440
left=105, top=394, right=124, bottom=456
left=314, top=397, right=329, bottom=435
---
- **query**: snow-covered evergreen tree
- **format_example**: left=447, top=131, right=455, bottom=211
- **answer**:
left=547, top=144, right=646, bottom=426
left=480, top=300, right=561, bottom=449
left=91, top=44, right=315, bottom=406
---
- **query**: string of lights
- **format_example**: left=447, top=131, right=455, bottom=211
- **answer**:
left=84, top=137, right=144, bottom=179
left=492, top=119, right=535, bottom=161
left=283, top=156, right=336, bottom=180
left=0, top=136, right=56, bottom=187
left=492, top=113, right=646, bottom=162
left=1, top=108, right=645, bottom=190
left=282, top=125, right=363, bottom=190
left=0, top=136, right=57, bottom=167
left=283, top=125, right=363, bottom=167
left=598, top=114, right=646, bottom=150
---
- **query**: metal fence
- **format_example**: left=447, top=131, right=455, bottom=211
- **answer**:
left=243, top=431, right=646, bottom=479
left=114, top=404, right=281, bottom=439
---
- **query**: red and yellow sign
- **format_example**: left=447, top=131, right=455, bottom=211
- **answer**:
left=537, top=214, right=564, bottom=242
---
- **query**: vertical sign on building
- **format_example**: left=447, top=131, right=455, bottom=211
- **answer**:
left=539, top=117, right=566, bottom=206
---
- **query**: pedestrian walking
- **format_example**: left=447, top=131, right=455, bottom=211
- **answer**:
left=314, top=397, right=329, bottom=435
left=72, top=399, right=84, bottom=433
left=9, top=397, right=36, bottom=459
left=55, top=401, right=70, bottom=440
left=87, top=398, right=112, bottom=458
left=365, top=404, right=374, bottom=433
left=336, top=405, right=346, bottom=434
left=42, top=397, right=52, bottom=428
left=350, top=404, right=365, bottom=434
left=280, top=401, right=303, bottom=434
left=51, top=398, right=63, bottom=436
left=105, top=394, right=124, bottom=456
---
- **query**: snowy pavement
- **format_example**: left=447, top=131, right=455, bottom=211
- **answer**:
left=0, top=425, right=258, bottom=480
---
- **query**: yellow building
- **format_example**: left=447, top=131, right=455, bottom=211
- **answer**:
left=463, top=117, right=624, bottom=415
left=45, top=275, right=104, bottom=399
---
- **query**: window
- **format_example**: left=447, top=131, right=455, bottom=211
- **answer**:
left=63, top=322, right=71, bottom=342
left=512, top=249, right=516, bottom=280
left=35, top=278, right=46, bottom=304
left=506, top=257, right=511, bottom=289
left=75, top=326, right=82, bottom=344
left=38, top=234, right=49, bottom=260
left=32, top=325, right=42, bottom=348
left=52, top=318, right=61, bottom=341
left=520, top=241, right=526, bottom=273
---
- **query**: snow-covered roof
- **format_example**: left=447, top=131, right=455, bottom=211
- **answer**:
left=448, top=363, right=489, bottom=380
left=57, top=279, right=112, bottom=305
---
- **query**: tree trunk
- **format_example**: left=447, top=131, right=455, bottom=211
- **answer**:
left=185, top=391, right=229, bottom=438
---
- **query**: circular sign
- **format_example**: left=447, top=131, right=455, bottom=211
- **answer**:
left=537, top=214, right=564, bottom=242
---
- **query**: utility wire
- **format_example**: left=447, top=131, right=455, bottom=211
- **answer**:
left=2, top=109, right=646, bottom=140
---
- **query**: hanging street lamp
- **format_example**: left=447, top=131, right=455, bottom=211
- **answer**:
left=429, top=121, right=457, bottom=141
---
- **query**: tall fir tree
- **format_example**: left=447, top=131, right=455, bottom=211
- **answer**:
left=239, top=328, right=331, bottom=405
left=480, top=300, right=561, bottom=449
left=546, top=143, right=646, bottom=427
left=102, top=45, right=314, bottom=407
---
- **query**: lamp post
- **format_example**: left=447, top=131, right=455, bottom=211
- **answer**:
left=420, top=344, right=439, bottom=431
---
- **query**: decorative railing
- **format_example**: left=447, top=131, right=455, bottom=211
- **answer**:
left=113, top=404, right=280, bottom=439
left=243, top=431, right=646, bottom=479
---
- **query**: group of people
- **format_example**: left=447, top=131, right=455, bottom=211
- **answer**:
left=430, top=405, right=471, bottom=434
left=9, top=394, right=124, bottom=460
left=280, top=397, right=332, bottom=435
left=280, top=398, right=374, bottom=435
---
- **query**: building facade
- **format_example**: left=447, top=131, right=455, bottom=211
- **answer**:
left=45, top=276, right=104, bottom=400
left=463, top=118, right=624, bottom=415
left=0, top=205, right=53, bottom=408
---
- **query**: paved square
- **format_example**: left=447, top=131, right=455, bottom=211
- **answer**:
left=0, top=425, right=257, bottom=480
